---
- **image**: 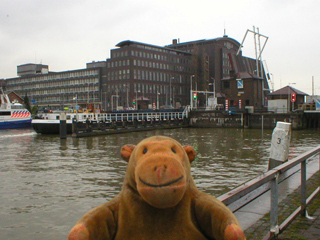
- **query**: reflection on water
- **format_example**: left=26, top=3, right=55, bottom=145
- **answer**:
left=0, top=127, right=319, bottom=239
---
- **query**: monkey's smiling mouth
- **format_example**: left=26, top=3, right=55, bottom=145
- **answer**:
left=139, top=176, right=184, bottom=188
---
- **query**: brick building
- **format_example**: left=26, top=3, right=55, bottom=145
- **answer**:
left=104, top=40, right=192, bottom=110
left=3, top=35, right=270, bottom=111
left=166, top=36, right=270, bottom=110
left=6, top=64, right=105, bottom=110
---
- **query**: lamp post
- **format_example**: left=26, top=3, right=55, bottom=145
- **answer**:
left=126, top=84, right=129, bottom=108
left=87, top=82, right=90, bottom=104
left=190, top=75, right=194, bottom=108
left=170, top=77, right=174, bottom=108
left=208, top=78, right=216, bottom=110
left=73, top=94, right=78, bottom=121
left=288, top=83, right=296, bottom=112
left=157, top=92, right=160, bottom=110
left=104, top=92, right=107, bottom=111
left=135, top=90, right=140, bottom=110
left=211, top=77, right=215, bottom=98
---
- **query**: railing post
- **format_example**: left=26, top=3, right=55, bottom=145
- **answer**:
left=270, top=172, right=279, bottom=237
left=300, top=160, right=307, bottom=217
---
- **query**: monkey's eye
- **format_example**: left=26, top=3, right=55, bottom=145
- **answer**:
left=171, top=148, right=176, bottom=153
left=143, top=148, right=148, bottom=154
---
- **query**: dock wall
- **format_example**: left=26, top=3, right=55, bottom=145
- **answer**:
left=189, top=111, right=309, bottom=130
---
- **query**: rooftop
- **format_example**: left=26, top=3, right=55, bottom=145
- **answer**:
left=269, top=86, right=309, bottom=96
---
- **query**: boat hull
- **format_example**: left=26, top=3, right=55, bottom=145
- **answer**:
left=0, top=89, right=32, bottom=130
left=32, top=120, right=73, bottom=134
left=0, top=119, right=32, bottom=129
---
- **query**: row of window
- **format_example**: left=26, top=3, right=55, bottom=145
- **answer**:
left=107, top=58, right=187, bottom=71
left=107, top=69, right=186, bottom=83
left=106, top=83, right=184, bottom=96
left=7, top=78, right=99, bottom=93
left=108, top=70, right=130, bottom=80
left=131, top=50, right=188, bottom=64
left=33, top=92, right=99, bottom=104
left=134, top=60, right=170, bottom=69
left=31, top=85, right=99, bottom=96
left=136, top=44, right=181, bottom=55
left=112, top=51, right=129, bottom=58
left=7, top=70, right=99, bottom=85
left=222, top=60, right=231, bottom=68
left=133, top=71, right=185, bottom=83
left=112, top=48, right=184, bottom=59
left=107, top=60, right=130, bottom=68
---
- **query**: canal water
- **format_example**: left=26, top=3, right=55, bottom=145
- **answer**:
left=0, top=127, right=319, bottom=240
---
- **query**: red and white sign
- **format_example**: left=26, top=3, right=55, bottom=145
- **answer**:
left=153, top=102, right=156, bottom=110
left=239, top=99, right=242, bottom=109
left=225, top=99, right=229, bottom=111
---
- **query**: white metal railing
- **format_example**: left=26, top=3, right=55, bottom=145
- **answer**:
left=218, top=145, right=320, bottom=239
left=70, top=106, right=191, bottom=124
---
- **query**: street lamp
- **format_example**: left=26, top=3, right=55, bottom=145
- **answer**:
left=209, top=77, right=216, bottom=98
left=190, top=75, right=194, bottom=108
left=87, top=82, right=90, bottom=104
left=73, top=94, right=78, bottom=121
left=126, top=84, right=129, bottom=108
left=170, top=77, right=174, bottom=108
left=104, top=92, right=107, bottom=111
left=157, top=92, right=160, bottom=110
left=288, top=83, right=296, bottom=112
left=135, top=90, right=140, bottom=110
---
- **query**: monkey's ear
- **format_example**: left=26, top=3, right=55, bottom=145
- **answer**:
left=183, top=145, right=196, bottom=163
left=120, top=144, right=136, bottom=162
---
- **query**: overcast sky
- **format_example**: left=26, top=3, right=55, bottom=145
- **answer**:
left=1, top=0, right=319, bottom=94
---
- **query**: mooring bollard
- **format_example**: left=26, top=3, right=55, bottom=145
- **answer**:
left=268, top=121, right=292, bottom=170
left=60, top=112, right=67, bottom=139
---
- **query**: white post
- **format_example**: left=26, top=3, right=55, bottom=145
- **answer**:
left=135, top=91, right=137, bottom=109
left=195, top=82, right=198, bottom=109
left=157, top=92, right=160, bottom=110
left=126, top=84, right=129, bottom=108
left=190, top=75, right=194, bottom=109
left=213, top=77, right=215, bottom=99
left=87, top=83, right=90, bottom=103
left=111, top=95, right=113, bottom=111
left=75, top=94, right=78, bottom=121
left=135, top=90, right=140, bottom=110
left=170, top=77, right=173, bottom=107
left=268, top=121, right=292, bottom=170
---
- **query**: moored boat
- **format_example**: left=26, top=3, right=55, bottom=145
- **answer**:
left=32, top=108, right=188, bottom=134
left=32, top=111, right=100, bottom=134
left=0, top=88, right=32, bottom=129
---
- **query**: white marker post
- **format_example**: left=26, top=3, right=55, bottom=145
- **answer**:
left=268, top=122, right=291, bottom=170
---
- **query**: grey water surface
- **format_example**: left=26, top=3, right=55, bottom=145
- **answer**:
left=0, top=127, right=319, bottom=240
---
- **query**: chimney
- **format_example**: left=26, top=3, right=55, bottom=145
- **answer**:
left=172, top=39, right=178, bottom=45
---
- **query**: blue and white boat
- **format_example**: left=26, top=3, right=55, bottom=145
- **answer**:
left=0, top=88, right=32, bottom=129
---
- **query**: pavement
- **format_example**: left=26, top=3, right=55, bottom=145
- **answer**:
left=243, top=171, right=319, bottom=240
left=235, top=157, right=319, bottom=240
left=277, top=201, right=320, bottom=240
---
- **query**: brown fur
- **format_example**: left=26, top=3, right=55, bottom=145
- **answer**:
left=68, top=135, right=245, bottom=240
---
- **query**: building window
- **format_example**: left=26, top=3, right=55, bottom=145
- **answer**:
left=223, top=81, right=230, bottom=89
